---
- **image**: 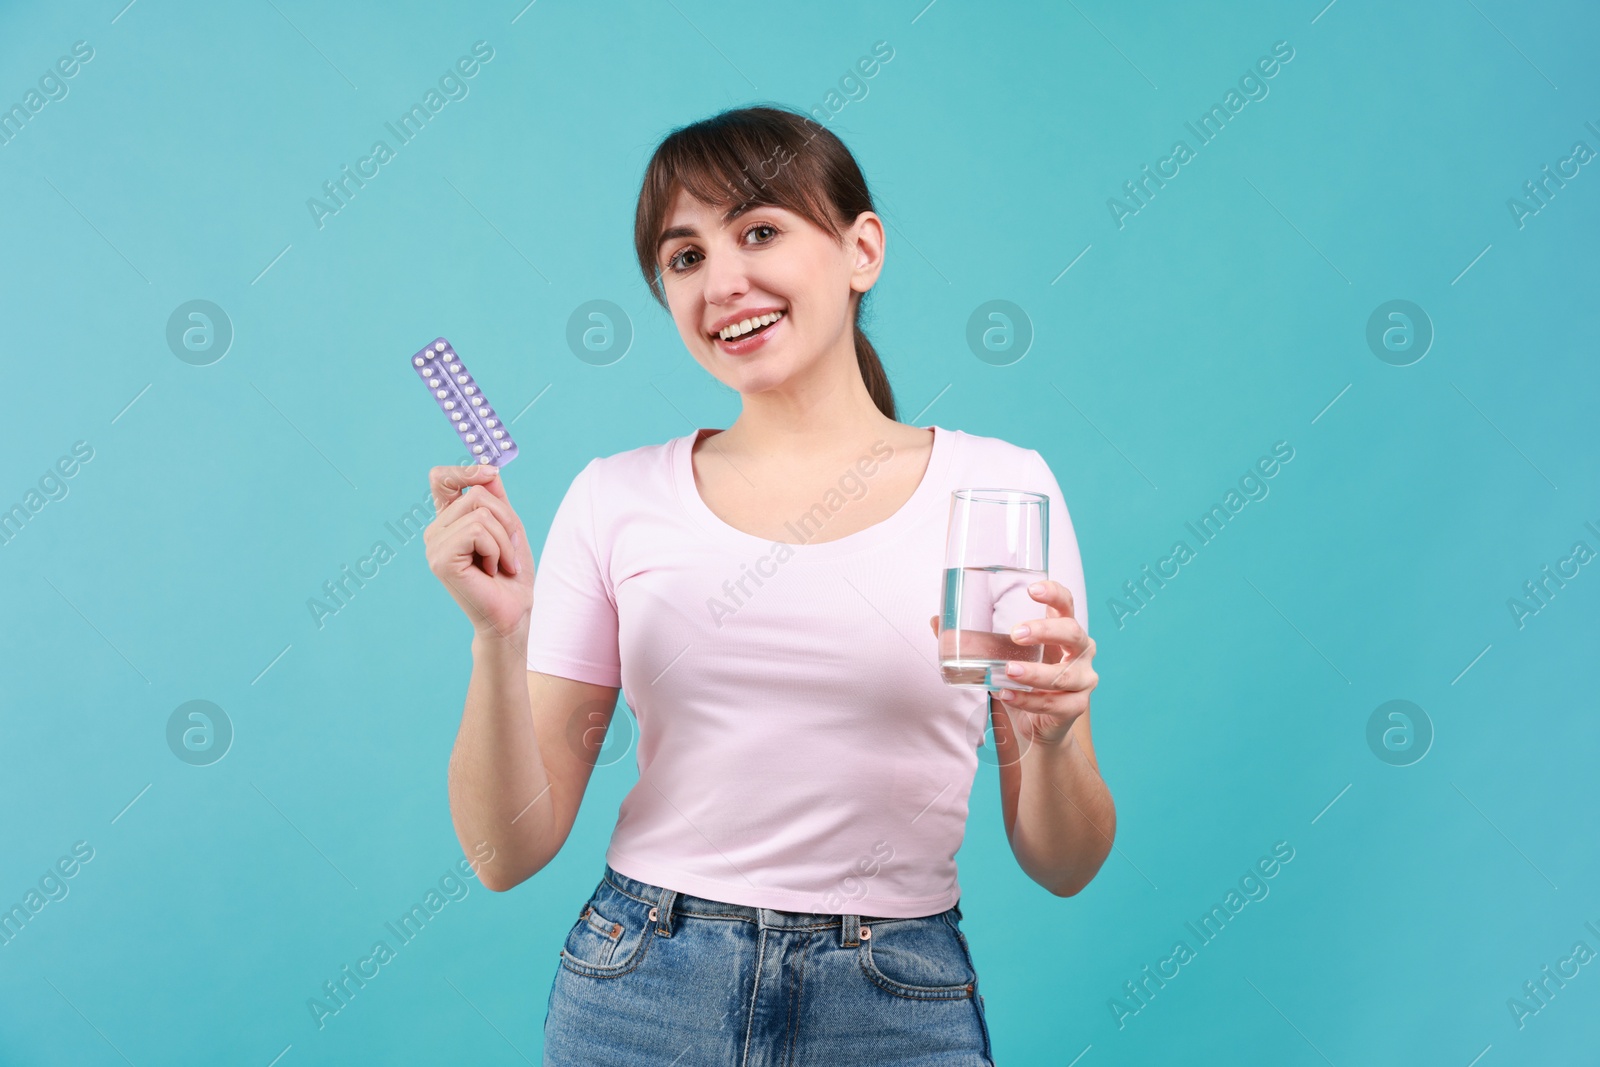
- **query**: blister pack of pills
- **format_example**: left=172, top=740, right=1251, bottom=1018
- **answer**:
left=411, top=337, right=519, bottom=467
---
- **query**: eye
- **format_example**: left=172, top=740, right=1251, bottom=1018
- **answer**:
left=664, top=246, right=702, bottom=274
left=744, top=223, right=779, bottom=245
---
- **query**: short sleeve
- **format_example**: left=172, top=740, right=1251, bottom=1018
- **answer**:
left=1025, top=448, right=1090, bottom=637
left=525, top=458, right=622, bottom=687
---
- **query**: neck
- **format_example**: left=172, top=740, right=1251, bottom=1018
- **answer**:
left=715, top=326, right=897, bottom=458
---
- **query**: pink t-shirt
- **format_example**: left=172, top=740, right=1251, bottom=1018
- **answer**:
left=525, top=425, right=1089, bottom=917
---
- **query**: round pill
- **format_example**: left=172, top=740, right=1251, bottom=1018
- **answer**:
left=434, top=342, right=446, bottom=352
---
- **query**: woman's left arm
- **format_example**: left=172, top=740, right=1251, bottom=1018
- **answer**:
left=988, top=578, right=1115, bottom=897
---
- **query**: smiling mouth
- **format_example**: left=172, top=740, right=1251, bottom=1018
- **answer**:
left=712, top=309, right=786, bottom=343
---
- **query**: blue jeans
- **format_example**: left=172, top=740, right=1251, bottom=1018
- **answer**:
left=543, top=863, right=995, bottom=1065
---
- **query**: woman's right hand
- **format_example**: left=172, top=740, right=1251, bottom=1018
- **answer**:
left=424, top=464, right=535, bottom=642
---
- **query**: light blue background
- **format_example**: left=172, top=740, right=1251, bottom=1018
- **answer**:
left=1, top=0, right=1596, bottom=1063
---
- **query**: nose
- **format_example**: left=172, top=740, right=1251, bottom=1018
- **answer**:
left=701, top=244, right=750, bottom=310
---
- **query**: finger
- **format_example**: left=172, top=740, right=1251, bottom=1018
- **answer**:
left=446, top=509, right=514, bottom=578
left=467, top=464, right=516, bottom=512
left=998, top=655, right=1093, bottom=693
left=429, top=463, right=502, bottom=514
left=432, top=505, right=517, bottom=575
left=471, top=468, right=528, bottom=548
left=929, top=614, right=938, bottom=636
left=994, top=684, right=1091, bottom=718
left=432, top=517, right=505, bottom=580
left=434, top=482, right=523, bottom=570
left=1025, top=578, right=1075, bottom=620
left=468, top=514, right=510, bottom=578
left=479, top=506, right=518, bottom=576
left=1009, top=615, right=1091, bottom=658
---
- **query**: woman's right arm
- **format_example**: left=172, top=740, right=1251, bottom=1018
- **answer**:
left=424, top=464, right=620, bottom=893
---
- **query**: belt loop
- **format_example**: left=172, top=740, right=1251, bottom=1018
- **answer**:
left=653, top=886, right=679, bottom=937
left=841, top=912, right=862, bottom=947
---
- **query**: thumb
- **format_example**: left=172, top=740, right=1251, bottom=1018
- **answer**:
left=432, top=462, right=502, bottom=512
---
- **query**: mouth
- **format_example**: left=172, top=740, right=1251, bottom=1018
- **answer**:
left=711, top=309, right=786, bottom=354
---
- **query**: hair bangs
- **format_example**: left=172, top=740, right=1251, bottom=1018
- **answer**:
left=629, top=105, right=896, bottom=419
left=634, top=109, right=843, bottom=304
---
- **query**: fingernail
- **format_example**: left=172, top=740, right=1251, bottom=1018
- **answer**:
left=1028, top=582, right=1046, bottom=595
left=1011, top=624, right=1030, bottom=641
left=997, top=688, right=1014, bottom=700
left=1005, top=662, right=1023, bottom=677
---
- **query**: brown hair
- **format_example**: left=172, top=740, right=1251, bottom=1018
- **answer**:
left=633, top=105, right=896, bottom=421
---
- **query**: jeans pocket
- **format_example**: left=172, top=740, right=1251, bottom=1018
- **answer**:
left=858, top=912, right=977, bottom=1000
left=559, top=886, right=651, bottom=978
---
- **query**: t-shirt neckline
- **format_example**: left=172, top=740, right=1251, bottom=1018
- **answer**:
left=674, top=424, right=954, bottom=560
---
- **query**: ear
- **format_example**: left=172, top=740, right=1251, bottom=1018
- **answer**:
left=847, top=211, right=886, bottom=295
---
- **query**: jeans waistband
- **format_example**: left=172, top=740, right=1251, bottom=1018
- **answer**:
left=600, top=863, right=942, bottom=932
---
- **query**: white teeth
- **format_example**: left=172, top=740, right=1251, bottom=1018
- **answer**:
left=718, top=310, right=784, bottom=341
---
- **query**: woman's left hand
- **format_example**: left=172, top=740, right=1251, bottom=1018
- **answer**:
left=990, top=579, right=1097, bottom=745
left=929, top=579, right=1098, bottom=746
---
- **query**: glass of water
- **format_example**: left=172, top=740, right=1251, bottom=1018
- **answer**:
left=939, top=488, right=1049, bottom=691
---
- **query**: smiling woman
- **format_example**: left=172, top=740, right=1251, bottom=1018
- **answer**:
left=434, top=103, right=1108, bottom=1067
left=633, top=106, right=898, bottom=420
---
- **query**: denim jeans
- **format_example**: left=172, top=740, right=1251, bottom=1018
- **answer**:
left=542, top=863, right=995, bottom=1065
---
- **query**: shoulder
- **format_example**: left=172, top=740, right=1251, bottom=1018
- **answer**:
left=558, top=435, right=684, bottom=511
left=571, top=434, right=683, bottom=483
left=940, top=426, right=1047, bottom=471
left=939, top=427, right=1071, bottom=499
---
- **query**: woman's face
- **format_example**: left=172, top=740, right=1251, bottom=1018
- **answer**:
left=654, top=188, right=883, bottom=400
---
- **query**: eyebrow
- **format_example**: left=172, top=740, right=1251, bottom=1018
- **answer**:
left=655, top=225, right=697, bottom=251
left=655, top=201, right=760, bottom=252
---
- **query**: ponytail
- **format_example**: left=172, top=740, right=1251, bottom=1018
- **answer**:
left=853, top=296, right=896, bottom=421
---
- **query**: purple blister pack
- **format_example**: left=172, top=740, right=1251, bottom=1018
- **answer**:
left=411, top=337, right=519, bottom=468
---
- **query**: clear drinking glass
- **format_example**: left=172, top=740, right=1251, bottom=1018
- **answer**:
left=939, top=488, right=1049, bottom=691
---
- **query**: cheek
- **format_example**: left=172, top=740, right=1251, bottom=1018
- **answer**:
left=664, top=288, right=702, bottom=341
left=674, top=307, right=697, bottom=340
left=767, top=244, right=840, bottom=303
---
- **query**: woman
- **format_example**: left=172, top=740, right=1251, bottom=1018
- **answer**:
left=426, top=105, right=1113, bottom=1065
